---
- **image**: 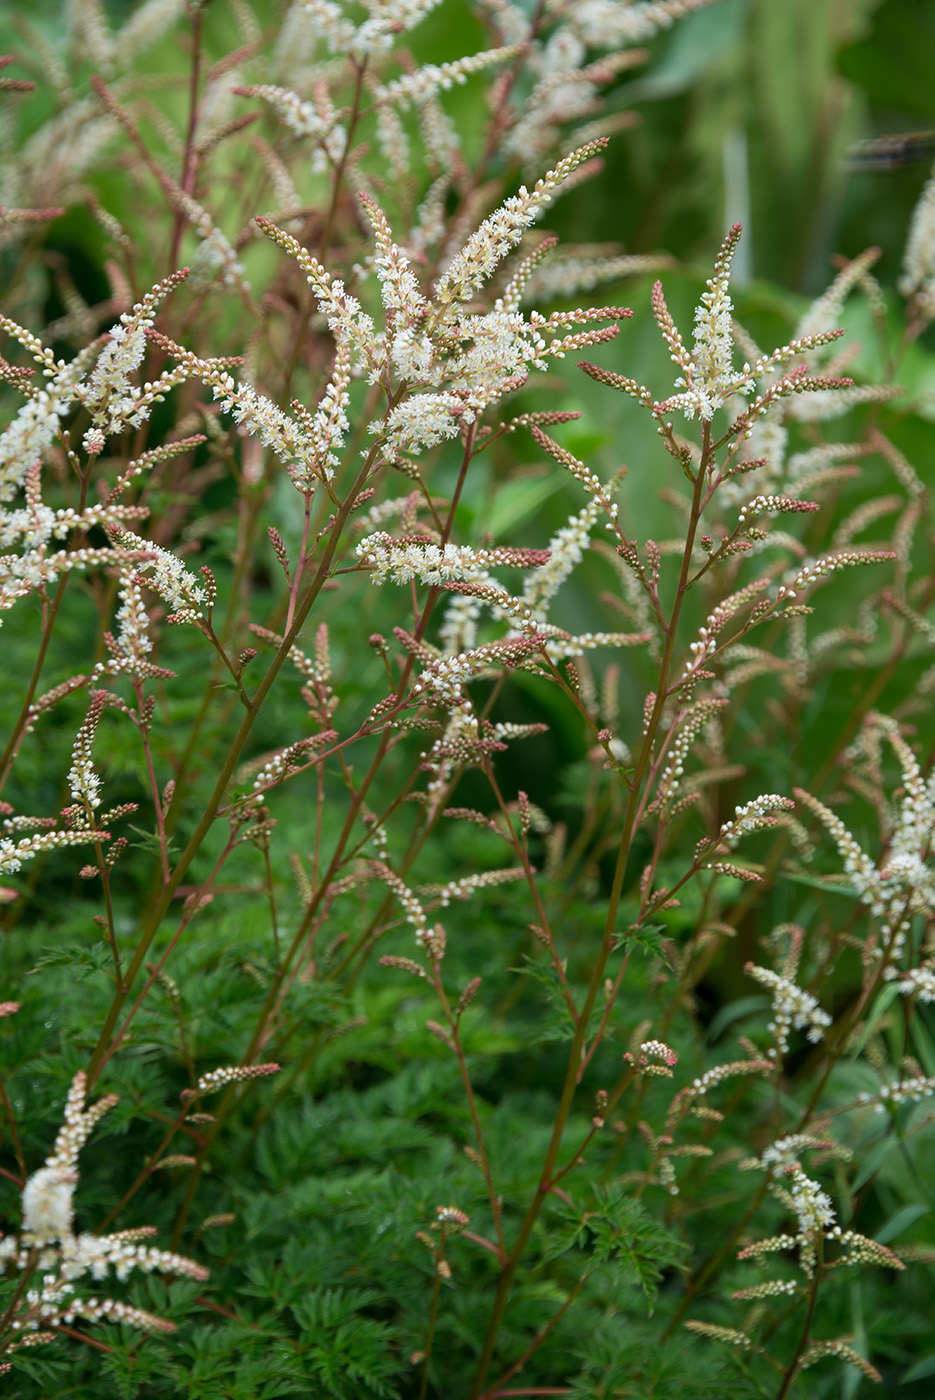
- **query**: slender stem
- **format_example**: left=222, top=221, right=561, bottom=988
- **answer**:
left=469, top=431, right=712, bottom=1395
left=0, top=1074, right=26, bottom=1183
left=0, top=456, right=94, bottom=794
left=480, top=1278, right=586, bottom=1399
left=775, top=1253, right=823, bottom=1400
left=275, top=59, right=369, bottom=411
left=483, top=762, right=577, bottom=1021
left=167, top=3, right=204, bottom=272
left=418, top=1255, right=444, bottom=1400
left=87, top=448, right=378, bottom=1087
left=95, top=1107, right=193, bottom=1233
left=94, top=834, right=237, bottom=1082
left=433, top=970, right=507, bottom=1261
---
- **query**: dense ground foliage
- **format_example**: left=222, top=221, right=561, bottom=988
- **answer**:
left=2, top=2, right=935, bottom=1396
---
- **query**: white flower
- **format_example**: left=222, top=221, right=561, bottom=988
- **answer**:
left=746, top=964, right=832, bottom=1058
left=21, top=1167, right=77, bottom=1247
left=788, top=1167, right=836, bottom=1238
left=900, top=160, right=935, bottom=317
left=378, top=392, right=469, bottom=453
left=522, top=498, right=601, bottom=618
left=0, top=390, right=72, bottom=502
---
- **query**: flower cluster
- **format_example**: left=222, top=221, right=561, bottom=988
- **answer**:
left=76, top=269, right=190, bottom=445
left=411, top=633, right=546, bottom=705
left=419, top=867, right=525, bottom=907
left=356, top=534, right=549, bottom=588
left=745, top=963, right=832, bottom=1059
left=0, top=825, right=109, bottom=876
left=787, top=1167, right=836, bottom=1239
left=717, top=794, right=796, bottom=849
left=796, top=713, right=935, bottom=964
left=66, top=691, right=109, bottom=812
left=181, top=1063, right=281, bottom=1099
left=369, top=861, right=430, bottom=944
left=108, top=527, right=206, bottom=615
left=625, top=1039, right=678, bottom=1075
left=234, top=83, right=346, bottom=174
left=0, top=1074, right=207, bottom=1348
left=731, top=1137, right=901, bottom=1301
left=900, top=159, right=935, bottom=318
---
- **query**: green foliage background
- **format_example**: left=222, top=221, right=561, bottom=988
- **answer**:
left=2, top=2, right=935, bottom=1397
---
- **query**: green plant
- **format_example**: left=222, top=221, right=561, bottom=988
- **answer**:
left=2, top=2, right=935, bottom=1397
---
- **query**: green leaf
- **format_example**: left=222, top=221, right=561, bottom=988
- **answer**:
left=851, top=1133, right=900, bottom=1192
left=486, top=471, right=565, bottom=537
left=126, top=824, right=179, bottom=857
left=28, top=941, right=114, bottom=980
left=706, top=994, right=770, bottom=1045
left=901, top=1353, right=935, bottom=1385
left=612, top=923, right=670, bottom=961
left=875, top=1201, right=932, bottom=1244
left=847, top=983, right=901, bottom=1060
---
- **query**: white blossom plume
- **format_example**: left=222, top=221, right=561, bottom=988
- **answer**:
left=0, top=1073, right=207, bottom=1348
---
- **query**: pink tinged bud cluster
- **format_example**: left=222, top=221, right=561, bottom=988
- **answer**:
left=370, top=861, right=429, bottom=943
left=67, top=691, right=108, bottom=811
left=181, top=1063, right=280, bottom=1098
left=629, top=1039, right=678, bottom=1074
left=373, top=46, right=522, bottom=110
left=234, top=84, right=346, bottom=173
left=737, top=494, right=818, bottom=527
left=681, top=578, right=771, bottom=680
left=412, top=634, right=546, bottom=705
left=420, top=867, right=525, bottom=907
left=435, top=1204, right=469, bottom=1226
left=250, top=740, right=319, bottom=793
left=718, top=794, right=796, bottom=849
left=0, top=826, right=109, bottom=876
left=778, top=547, right=896, bottom=601
left=108, top=528, right=206, bottom=613
left=356, top=533, right=548, bottom=587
